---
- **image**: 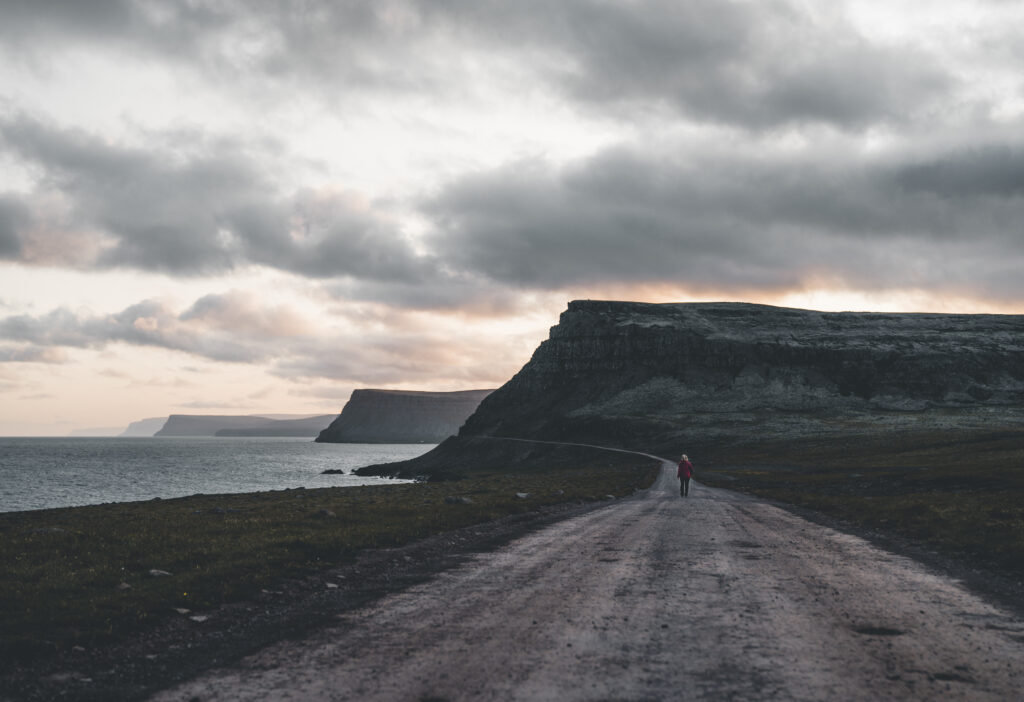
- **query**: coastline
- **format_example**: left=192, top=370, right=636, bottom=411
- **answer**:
left=0, top=455, right=657, bottom=701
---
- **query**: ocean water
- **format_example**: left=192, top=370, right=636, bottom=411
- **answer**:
left=0, top=437, right=434, bottom=513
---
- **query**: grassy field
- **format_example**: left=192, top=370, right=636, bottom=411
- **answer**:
left=698, top=428, right=1024, bottom=577
left=0, top=459, right=658, bottom=661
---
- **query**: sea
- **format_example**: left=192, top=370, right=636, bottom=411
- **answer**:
left=0, top=437, right=434, bottom=513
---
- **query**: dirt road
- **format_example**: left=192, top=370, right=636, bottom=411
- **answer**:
left=153, top=461, right=1024, bottom=701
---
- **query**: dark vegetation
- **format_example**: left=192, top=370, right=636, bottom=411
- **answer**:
left=0, top=457, right=657, bottom=664
left=698, top=428, right=1024, bottom=577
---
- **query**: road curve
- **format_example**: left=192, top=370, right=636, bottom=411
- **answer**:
left=153, top=462, right=1024, bottom=701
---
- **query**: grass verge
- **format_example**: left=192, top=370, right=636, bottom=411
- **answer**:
left=0, top=458, right=658, bottom=663
left=698, top=428, right=1024, bottom=578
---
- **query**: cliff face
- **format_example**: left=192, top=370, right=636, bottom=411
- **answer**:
left=459, top=301, right=1024, bottom=448
left=316, top=389, right=494, bottom=443
left=119, top=417, right=168, bottom=437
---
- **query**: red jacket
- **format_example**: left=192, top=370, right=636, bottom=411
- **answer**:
left=677, top=460, right=693, bottom=479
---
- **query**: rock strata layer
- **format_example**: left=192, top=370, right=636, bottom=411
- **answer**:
left=316, top=389, right=494, bottom=444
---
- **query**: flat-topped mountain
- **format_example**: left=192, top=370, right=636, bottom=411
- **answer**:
left=155, top=414, right=333, bottom=437
left=357, top=301, right=1024, bottom=477
left=214, top=415, right=336, bottom=437
left=316, top=389, right=494, bottom=444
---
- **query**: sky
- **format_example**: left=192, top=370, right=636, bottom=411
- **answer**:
left=2, top=0, right=1024, bottom=435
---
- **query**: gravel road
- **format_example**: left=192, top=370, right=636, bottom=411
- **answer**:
left=153, top=461, right=1024, bottom=701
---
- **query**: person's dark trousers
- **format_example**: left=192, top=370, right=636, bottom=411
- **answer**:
left=680, top=478, right=690, bottom=497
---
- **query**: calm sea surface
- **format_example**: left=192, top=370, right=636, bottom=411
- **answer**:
left=0, top=437, right=433, bottom=513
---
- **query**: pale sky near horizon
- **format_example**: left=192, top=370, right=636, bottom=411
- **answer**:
left=2, top=0, right=1024, bottom=435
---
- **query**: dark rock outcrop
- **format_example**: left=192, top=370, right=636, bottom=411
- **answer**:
left=315, top=389, right=494, bottom=444
left=358, top=301, right=1024, bottom=477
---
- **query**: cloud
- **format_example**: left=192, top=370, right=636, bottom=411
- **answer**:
left=0, top=291, right=525, bottom=388
left=425, top=138, right=1024, bottom=300
left=0, top=1, right=453, bottom=97
left=0, top=115, right=431, bottom=281
left=438, top=0, right=952, bottom=129
left=0, top=195, right=27, bottom=258
left=180, top=290, right=314, bottom=337
left=0, top=293, right=305, bottom=364
left=894, top=144, right=1024, bottom=199
left=1, top=1, right=956, bottom=131
left=0, top=346, right=68, bottom=363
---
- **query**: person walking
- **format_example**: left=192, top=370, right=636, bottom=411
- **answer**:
left=677, top=454, right=694, bottom=497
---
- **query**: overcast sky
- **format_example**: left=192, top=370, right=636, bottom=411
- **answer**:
left=2, top=0, right=1023, bottom=434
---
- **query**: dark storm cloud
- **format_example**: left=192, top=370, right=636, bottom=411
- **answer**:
left=0, top=1, right=442, bottom=95
left=0, top=195, right=27, bottom=258
left=895, top=145, right=1024, bottom=199
left=0, top=115, right=428, bottom=281
left=428, top=0, right=951, bottom=129
left=1, top=0, right=954, bottom=130
left=425, top=141, right=1024, bottom=298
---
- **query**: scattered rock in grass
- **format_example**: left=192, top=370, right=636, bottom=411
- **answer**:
left=148, top=569, right=172, bottom=577
left=72, top=646, right=86, bottom=653
left=314, top=509, right=336, bottom=518
left=551, top=489, right=565, bottom=496
left=189, top=615, right=209, bottom=623
left=116, top=582, right=132, bottom=590
left=444, top=496, right=473, bottom=504
left=174, top=608, right=191, bottom=615
left=604, top=494, right=616, bottom=500
left=515, top=492, right=531, bottom=499
left=326, top=582, right=338, bottom=589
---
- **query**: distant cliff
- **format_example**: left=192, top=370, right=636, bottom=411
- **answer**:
left=357, top=301, right=1024, bottom=477
left=215, top=415, right=335, bottom=437
left=119, top=417, right=168, bottom=437
left=155, top=414, right=332, bottom=437
left=316, top=389, right=494, bottom=443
